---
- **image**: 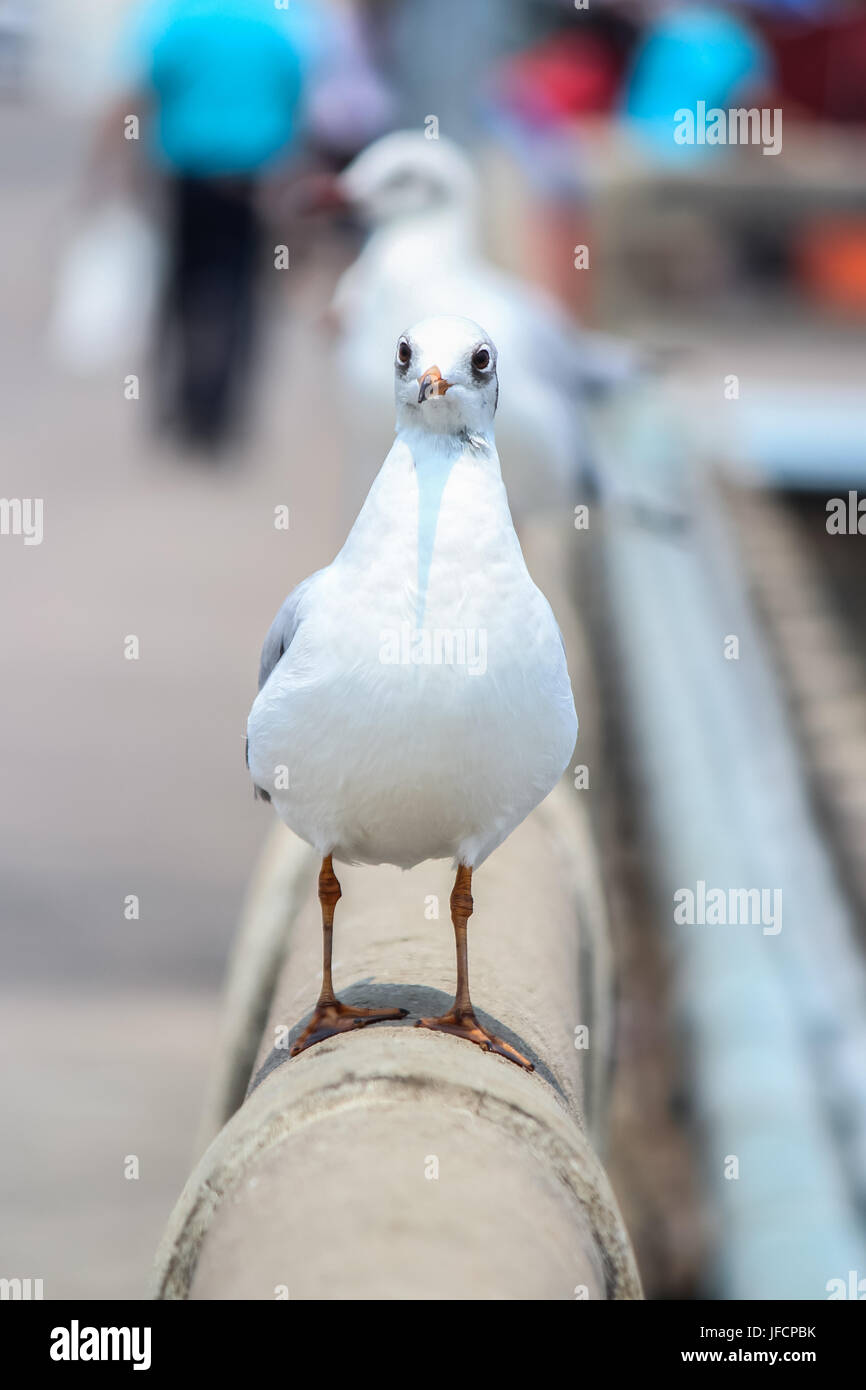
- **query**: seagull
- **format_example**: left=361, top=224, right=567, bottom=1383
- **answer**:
left=330, top=130, right=639, bottom=519
left=247, top=315, right=578, bottom=1069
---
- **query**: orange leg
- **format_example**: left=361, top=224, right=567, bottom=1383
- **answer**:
left=291, top=855, right=408, bottom=1056
left=415, top=865, right=533, bottom=1071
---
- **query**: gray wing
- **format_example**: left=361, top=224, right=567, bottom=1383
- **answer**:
left=496, top=269, right=645, bottom=398
left=526, top=301, right=643, bottom=398
left=256, top=569, right=324, bottom=692
left=246, top=570, right=325, bottom=798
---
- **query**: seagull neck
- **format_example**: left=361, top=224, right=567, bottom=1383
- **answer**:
left=396, top=423, right=497, bottom=462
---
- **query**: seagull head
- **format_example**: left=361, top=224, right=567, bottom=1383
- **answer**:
left=339, top=131, right=477, bottom=227
left=394, top=316, right=498, bottom=438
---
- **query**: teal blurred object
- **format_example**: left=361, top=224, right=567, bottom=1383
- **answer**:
left=119, top=0, right=324, bottom=175
left=621, top=4, right=771, bottom=165
left=735, top=390, right=866, bottom=490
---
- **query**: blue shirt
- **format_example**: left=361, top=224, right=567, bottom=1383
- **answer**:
left=121, top=0, right=323, bottom=175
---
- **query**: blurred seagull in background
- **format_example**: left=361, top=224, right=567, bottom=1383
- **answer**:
left=329, top=130, right=641, bottom=519
left=247, top=315, right=577, bottom=1068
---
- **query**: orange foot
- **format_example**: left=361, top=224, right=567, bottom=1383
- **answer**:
left=291, top=1000, right=408, bottom=1056
left=415, top=1007, right=533, bottom=1071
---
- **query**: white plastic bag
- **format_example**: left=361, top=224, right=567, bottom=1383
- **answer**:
left=48, top=199, right=164, bottom=373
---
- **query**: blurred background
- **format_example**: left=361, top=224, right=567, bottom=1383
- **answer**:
left=2, top=0, right=866, bottom=1299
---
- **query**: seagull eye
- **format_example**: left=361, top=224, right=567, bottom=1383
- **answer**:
left=471, top=346, right=491, bottom=372
left=396, top=338, right=412, bottom=367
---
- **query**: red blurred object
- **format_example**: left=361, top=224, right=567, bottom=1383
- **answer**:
left=493, top=33, right=624, bottom=127
left=797, top=219, right=866, bottom=315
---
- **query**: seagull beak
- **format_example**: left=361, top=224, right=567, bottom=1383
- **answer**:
left=417, top=365, right=451, bottom=403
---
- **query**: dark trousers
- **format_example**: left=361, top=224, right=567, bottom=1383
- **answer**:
left=162, top=175, right=260, bottom=448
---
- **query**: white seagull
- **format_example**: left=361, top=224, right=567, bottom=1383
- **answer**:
left=330, top=130, right=639, bottom=519
left=247, top=315, right=577, bottom=1069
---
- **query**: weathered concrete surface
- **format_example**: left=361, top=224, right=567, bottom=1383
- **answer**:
left=157, top=1023, right=638, bottom=1301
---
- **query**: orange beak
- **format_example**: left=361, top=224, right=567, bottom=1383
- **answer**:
left=417, top=365, right=451, bottom=403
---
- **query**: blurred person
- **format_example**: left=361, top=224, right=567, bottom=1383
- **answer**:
left=98, top=0, right=324, bottom=453
left=480, top=11, right=638, bottom=316
left=303, top=0, right=394, bottom=170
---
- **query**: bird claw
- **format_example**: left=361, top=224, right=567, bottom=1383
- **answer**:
left=291, top=1000, right=408, bottom=1056
left=415, top=1009, right=533, bottom=1071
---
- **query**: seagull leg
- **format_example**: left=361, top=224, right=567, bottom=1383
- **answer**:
left=416, top=865, right=533, bottom=1071
left=291, top=855, right=408, bottom=1056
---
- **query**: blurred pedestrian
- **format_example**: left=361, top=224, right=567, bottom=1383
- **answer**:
left=104, top=0, right=323, bottom=452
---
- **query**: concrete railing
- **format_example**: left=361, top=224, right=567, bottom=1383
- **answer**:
left=594, top=383, right=866, bottom=1297
left=152, top=521, right=642, bottom=1300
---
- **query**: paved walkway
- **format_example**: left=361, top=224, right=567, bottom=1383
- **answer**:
left=0, top=102, right=351, bottom=1297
